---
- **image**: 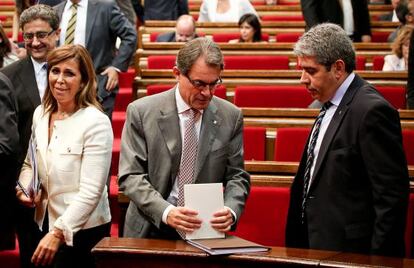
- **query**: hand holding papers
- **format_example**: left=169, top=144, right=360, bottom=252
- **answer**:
left=184, top=183, right=225, bottom=240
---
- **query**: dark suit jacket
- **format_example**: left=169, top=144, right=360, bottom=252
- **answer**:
left=407, top=31, right=414, bottom=108
left=301, top=0, right=371, bottom=41
left=144, top=0, right=188, bottom=21
left=1, top=57, right=41, bottom=165
left=156, top=32, right=176, bottom=42
left=54, top=0, right=137, bottom=100
left=119, top=88, right=250, bottom=238
left=286, top=74, right=409, bottom=257
left=0, top=73, right=19, bottom=250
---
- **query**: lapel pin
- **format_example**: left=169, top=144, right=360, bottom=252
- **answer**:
left=67, top=147, right=71, bottom=153
left=213, top=120, right=217, bottom=125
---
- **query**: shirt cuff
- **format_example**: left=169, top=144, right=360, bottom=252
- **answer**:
left=225, top=206, right=237, bottom=225
left=162, top=204, right=175, bottom=225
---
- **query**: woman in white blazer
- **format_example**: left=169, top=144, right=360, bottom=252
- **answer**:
left=16, top=45, right=113, bottom=267
left=197, top=0, right=258, bottom=22
left=383, top=25, right=412, bottom=71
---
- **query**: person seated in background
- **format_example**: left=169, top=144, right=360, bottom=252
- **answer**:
left=16, top=45, right=113, bottom=267
left=156, top=15, right=197, bottom=42
left=384, top=26, right=413, bottom=70
left=387, top=1, right=414, bottom=42
left=0, top=25, right=19, bottom=68
left=380, top=0, right=402, bottom=22
left=229, top=13, right=264, bottom=43
left=198, top=0, right=258, bottom=22
left=265, top=0, right=277, bottom=5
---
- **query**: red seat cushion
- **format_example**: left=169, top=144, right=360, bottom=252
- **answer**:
left=276, top=32, right=302, bottom=42
left=356, top=55, right=366, bottom=70
left=230, top=186, right=290, bottom=246
left=274, top=127, right=310, bottom=162
left=147, top=55, right=176, bottom=69
left=112, top=111, right=126, bottom=140
left=402, top=129, right=414, bottom=166
left=376, top=86, right=406, bottom=110
left=372, top=56, right=385, bottom=71
left=224, top=55, right=289, bottom=70
left=371, top=31, right=390, bottom=42
left=234, top=85, right=312, bottom=108
left=261, top=15, right=304, bottom=21
left=118, top=68, right=135, bottom=88
left=114, top=87, right=132, bottom=112
left=243, top=127, right=266, bottom=161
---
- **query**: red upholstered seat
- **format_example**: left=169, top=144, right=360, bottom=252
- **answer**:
left=234, top=85, right=312, bottom=108
left=147, top=55, right=176, bottom=69
left=150, top=32, right=159, bottom=42
left=114, top=87, right=133, bottom=112
left=230, top=186, right=290, bottom=246
left=403, top=129, right=414, bottom=166
left=372, top=56, right=385, bottom=71
left=112, top=111, right=126, bottom=140
left=212, top=32, right=269, bottom=42
left=111, top=138, right=121, bottom=176
left=375, top=86, right=406, bottom=109
left=274, top=127, right=310, bottom=162
left=371, top=31, right=390, bottom=42
left=147, top=84, right=227, bottom=99
left=118, top=68, right=135, bottom=88
left=243, top=127, right=266, bottom=161
left=224, top=55, right=289, bottom=70
left=276, top=32, right=302, bottom=42
left=0, top=242, right=20, bottom=267
left=356, top=55, right=366, bottom=70
left=261, top=15, right=304, bottom=22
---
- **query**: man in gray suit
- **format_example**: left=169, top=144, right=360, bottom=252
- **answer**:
left=54, top=0, right=137, bottom=119
left=156, top=14, right=197, bottom=42
left=119, top=37, right=250, bottom=239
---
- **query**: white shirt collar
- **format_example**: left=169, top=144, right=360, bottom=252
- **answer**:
left=31, top=57, right=47, bottom=75
left=175, top=84, right=204, bottom=115
left=329, top=72, right=355, bottom=107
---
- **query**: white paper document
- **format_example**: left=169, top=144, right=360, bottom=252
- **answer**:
left=184, top=183, right=225, bottom=240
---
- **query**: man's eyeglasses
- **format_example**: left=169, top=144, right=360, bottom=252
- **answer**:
left=184, top=74, right=222, bottom=91
left=23, top=30, right=55, bottom=42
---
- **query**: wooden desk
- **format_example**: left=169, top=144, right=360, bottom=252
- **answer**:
left=92, top=237, right=414, bottom=268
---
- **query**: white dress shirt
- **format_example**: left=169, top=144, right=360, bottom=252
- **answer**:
left=59, top=0, right=88, bottom=46
left=341, top=0, right=354, bottom=36
left=309, top=72, right=355, bottom=186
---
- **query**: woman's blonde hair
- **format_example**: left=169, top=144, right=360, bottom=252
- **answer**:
left=43, top=44, right=101, bottom=114
left=392, top=26, right=413, bottom=58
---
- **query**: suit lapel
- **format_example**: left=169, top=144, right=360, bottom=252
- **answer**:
left=309, top=74, right=362, bottom=192
left=85, top=0, right=99, bottom=48
left=157, top=89, right=181, bottom=179
left=195, top=101, right=220, bottom=180
left=20, top=57, right=41, bottom=108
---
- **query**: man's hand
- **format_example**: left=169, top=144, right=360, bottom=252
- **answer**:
left=361, top=35, right=371, bottom=43
left=31, top=231, right=63, bottom=266
left=100, top=67, right=119, bottom=91
left=210, top=207, right=234, bottom=233
left=167, top=207, right=202, bottom=233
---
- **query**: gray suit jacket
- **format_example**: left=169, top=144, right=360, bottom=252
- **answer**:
left=54, top=0, right=137, bottom=99
left=119, top=88, right=250, bottom=238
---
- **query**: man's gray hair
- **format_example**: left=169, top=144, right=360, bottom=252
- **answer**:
left=20, top=4, right=60, bottom=30
left=294, top=23, right=356, bottom=73
left=176, top=37, right=224, bottom=75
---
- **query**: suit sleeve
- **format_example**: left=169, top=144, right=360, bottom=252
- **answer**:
left=109, top=2, right=137, bottom=71
left=223, top=109, right=250, bottom=227
left=359, top=101, right=409, bottom=257
left=355, top=0, right=371, bottom=37
left=118, top=103, right=171, bottom=228
left=300, top=0, right=321, bottom=29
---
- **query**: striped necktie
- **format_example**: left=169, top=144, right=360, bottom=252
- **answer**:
left=177, top=108, right=200, bottom=239
left=65, top=4, right=78, bottom=45
left=301, top=101, right=332, bottom=223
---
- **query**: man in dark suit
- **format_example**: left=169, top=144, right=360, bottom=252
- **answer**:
left=156, top=15, right=197, bottom=42
left=144, top=0, right=188, bottom=21
left=54, top=0, right=137, bottom=119
left=285, top=23, right=409, bottom=257
left=300, top=0, right=372, bottom=42
left=119, top=37, right=250, bottom=239
left=0, top=4, right=61, bottom=266
left=0, top=73, right=19, bottom=251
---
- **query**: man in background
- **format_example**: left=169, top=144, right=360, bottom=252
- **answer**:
left=156, top=15, right=197, bottom=42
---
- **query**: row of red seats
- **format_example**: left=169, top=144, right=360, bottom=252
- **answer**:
left=145, top=54, right=390, bottom=72
left=150, top=31, right=392, bottom=43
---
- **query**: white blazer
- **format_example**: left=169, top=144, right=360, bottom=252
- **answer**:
left=198, top=0, right=258, bottom=22
left=19, top=105, right=113, bottom=246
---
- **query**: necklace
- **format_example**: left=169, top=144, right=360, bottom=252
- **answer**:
left=56, top=110, right=74, bottom=120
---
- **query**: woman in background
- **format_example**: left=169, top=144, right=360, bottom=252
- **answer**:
left=16, top=45, right=113, bottom=267
left=383, top=25, right=412, bottom=70
left=0, top=25, right=18, bottom=67
left=229, top=13, right=263, bottom=43
left=198, top=0, right=258, bottom=22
